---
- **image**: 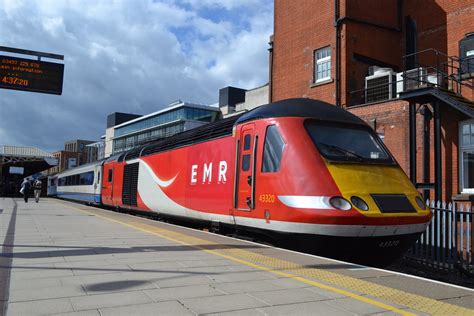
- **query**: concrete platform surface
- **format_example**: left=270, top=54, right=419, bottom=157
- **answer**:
left=0, top=197, right=473, bottom=315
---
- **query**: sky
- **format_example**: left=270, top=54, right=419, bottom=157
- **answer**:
left=0, top=0, right=273, bottom=152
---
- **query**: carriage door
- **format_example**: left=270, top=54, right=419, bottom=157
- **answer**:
left=236, top=124, right=257, bottom=210
left=93, top=165, right=101, bottom=202
left=102, top=165, right=114, bottom=205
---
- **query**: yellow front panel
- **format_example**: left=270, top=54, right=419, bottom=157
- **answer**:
left=325, top=162, right=430, bottom=217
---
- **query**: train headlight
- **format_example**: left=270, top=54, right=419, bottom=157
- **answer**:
left=350, top=196, right=369, bottom=211
left=329, top=197, right=352, bottom=211
left=415, top=196, right=426, bottom=210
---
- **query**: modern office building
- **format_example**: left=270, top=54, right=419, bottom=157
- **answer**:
left=86, top=138, right=105, bottom=163
left=108, top=101, right=221, bottom=156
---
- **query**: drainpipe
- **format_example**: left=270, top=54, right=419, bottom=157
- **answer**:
left=335, top=0, right=341, bottom=107
left=268, top=35, right=274, bottom=103
left=334, top=0, right=403, bottom=107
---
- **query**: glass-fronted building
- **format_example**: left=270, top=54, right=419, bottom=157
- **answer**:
left=112, top=101, right=220, bottom=154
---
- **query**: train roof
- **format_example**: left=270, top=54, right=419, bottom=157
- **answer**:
left=55, top=160, right=103, bottom=177
left=118, top=114, right=241, bottom=161
left=112, top=98, right=366, bottom=162
left=237, top=98, right=366, bottom=126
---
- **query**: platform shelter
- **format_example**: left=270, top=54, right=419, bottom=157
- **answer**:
left=0, top=145, right=57, bottom=196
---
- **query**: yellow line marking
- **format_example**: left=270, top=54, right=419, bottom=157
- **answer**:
left=56, top=201, right=473, bottom=315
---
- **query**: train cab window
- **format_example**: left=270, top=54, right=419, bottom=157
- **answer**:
left=242, top=154, right=251, bottom=171
left=305, top=120, right=394, bottom=164
left=243, top=134, right=251, bottom=151
left=108, top=169, right=113, bottom=182
left=262, top=125, right=285, bottom=172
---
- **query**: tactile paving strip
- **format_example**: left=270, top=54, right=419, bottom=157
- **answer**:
left=60, top=202, right=474, bottom=316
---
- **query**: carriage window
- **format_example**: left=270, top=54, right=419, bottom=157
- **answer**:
left=108, top=169, right=113, bottom=182
left=59, top=171, right=94, bottom=186
left=80, top=172, right=94, bottom=185
left=242, top=154, right=251, bottom=171
left=243, top=134, right=251, bottom=150
left=262, top=125, right=285, bottom=172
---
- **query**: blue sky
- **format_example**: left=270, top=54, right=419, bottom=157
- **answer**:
left=0, top=0, right=273, bottom=151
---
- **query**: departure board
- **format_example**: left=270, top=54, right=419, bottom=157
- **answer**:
left=0, top=55, right=64, bottom=95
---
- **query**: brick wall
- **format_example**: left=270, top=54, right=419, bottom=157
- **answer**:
left=445, top=3, right=474, bottom=100
left=348, top=100, right=410, bottom=172
left=272, top=0, right=474, bottom=104
left=272, top=0, right=336, bottom=103
left=272, top=0, right=474, bottom=201
left=348, top=100, right=463, bottom=201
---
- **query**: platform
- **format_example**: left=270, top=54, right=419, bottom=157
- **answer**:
left=0, top=197, right=473, bottom=315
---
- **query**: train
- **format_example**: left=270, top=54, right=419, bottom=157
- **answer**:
left=48, top=98, right=432, bottom=265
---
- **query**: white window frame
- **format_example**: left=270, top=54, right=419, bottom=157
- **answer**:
left=459, top=119, right=474, bottom=194
left=314, top=46, right=331, bottom=83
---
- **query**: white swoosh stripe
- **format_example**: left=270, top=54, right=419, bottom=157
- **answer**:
left=140, top=159, right=178, bottom=188
left=278, top=195, right=334, bottom=209
left=136, top=164, right=427, bottom=237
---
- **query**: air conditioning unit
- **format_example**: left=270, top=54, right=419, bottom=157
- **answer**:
left=396, top=72, right=404, bottom=97
left=365, top=68, right=396, bottom=103
left=404, top=67, right=428, bottom=91
left=396, top=67, right=438, bottom=96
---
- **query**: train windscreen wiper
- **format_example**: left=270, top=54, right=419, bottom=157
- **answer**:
left=318, top=142, right=365, bottom=161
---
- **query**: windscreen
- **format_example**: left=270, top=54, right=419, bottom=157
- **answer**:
left=305, top=121, right=394, bottom=164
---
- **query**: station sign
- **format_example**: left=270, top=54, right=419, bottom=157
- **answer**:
left=0, top=55, right=64, bottom=95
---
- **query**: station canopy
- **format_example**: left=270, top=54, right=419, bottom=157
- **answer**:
left=0, top=145, right=58, bottom=196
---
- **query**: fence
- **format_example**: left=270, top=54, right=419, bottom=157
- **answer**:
left=405, top=200, right=473, bottom=275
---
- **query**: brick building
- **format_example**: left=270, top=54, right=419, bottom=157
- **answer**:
left=64, top=139, right=96, bottom=165
left=47, top=151, right=81, bottom=174
left=270, top=0, right=474, bottom=202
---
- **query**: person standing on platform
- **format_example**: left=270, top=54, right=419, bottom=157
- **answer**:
left=33, top=178, right=42, bottom=203
left=20, top=178, right=31, bottom=203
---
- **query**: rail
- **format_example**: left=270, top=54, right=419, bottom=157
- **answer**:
left=404, top=200, right=473, bottom=275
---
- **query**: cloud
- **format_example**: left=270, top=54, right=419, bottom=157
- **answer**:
left=0, top=0, right=273, bottom=152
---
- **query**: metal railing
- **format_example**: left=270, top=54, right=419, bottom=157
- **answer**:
left=348, top=48, right=474, bottom=107
left=405, top=200, right=473, bottom=275
left=401, top=48, right=474, bottom=95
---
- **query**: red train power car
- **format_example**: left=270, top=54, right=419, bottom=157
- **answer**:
left=53, top=98, right=432, bottom=265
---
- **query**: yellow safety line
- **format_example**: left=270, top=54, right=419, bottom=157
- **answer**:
left=55, top=201, right=473, bottom=315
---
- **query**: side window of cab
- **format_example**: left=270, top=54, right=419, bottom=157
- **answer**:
left=262, top=125, right=286, bottom=173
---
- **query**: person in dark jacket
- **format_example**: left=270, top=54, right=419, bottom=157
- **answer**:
left=20, top=178, right=31, bottom=203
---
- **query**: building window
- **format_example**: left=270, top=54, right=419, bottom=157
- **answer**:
left=314, top=46, right=331, bottom=83
left=460, top=120, right=474, bottom=193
